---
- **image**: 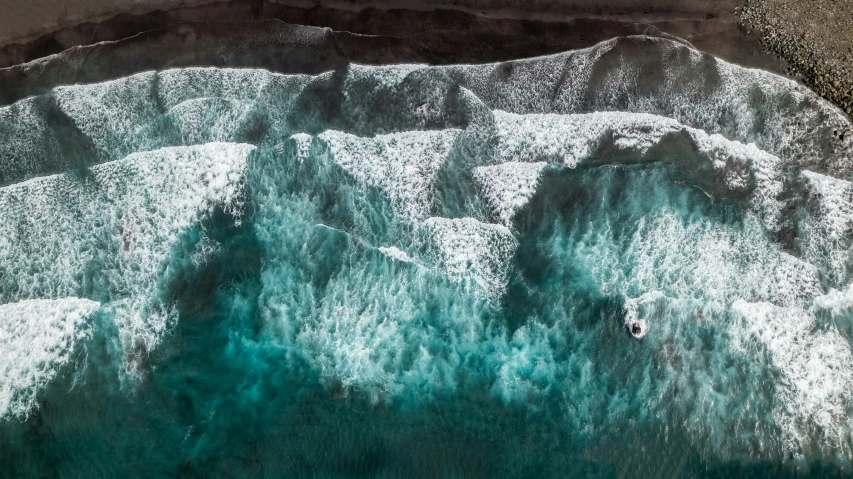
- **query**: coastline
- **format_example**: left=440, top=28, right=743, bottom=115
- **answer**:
left=0, top=1, right=782, bottom=71
left=0, top=0, right=743, bottom=48
left=0, top=0, right=848, bottom=120
left=739, top=0, right=853, bottom=117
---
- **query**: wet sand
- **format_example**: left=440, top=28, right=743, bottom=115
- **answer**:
left=0, top=0, right=779, bottom=71
left=0, top=0, right=847, bottom=118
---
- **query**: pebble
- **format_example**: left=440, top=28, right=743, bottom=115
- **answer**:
left=739, top=0, right=852, bottom=120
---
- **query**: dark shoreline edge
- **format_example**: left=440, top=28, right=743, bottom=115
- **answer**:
left=0, top=1, right=790, bottom=105
left=1, top=1, right=849, bottom=124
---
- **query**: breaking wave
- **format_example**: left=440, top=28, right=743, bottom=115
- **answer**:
left=2, top=35, right=853, bottom=476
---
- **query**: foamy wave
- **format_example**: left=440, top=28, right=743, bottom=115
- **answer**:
left=0, top=97, right=64, bottom=186
left=449, top=36, right=852, bottom=177
left=424, top=217, right=518, bottom=297
left=0, top=142, right=253, bottom=355
left=798, top=171, right=853, bottom=287
left=0, top=35, right=846, bottom=188
left=1, top=34, right=852, bottom=464
left=378, top=246, right=414, bottom=263
left=489, top=110, right=785, bottom=227
left=492, top=110, right=680, bottom=167
left=813, top=284, right=853, bottom=317
left=164, top=98, right=255, bottom=145
left=731, top=300, right=853, bottom=455
left=156, top=68, right=274, bottom=109
left=44, top=68, right=308, bottom=166
left=55, top=72, right=165, bottom=160
left=320, top=130, right=461, bottom=220
left=581, top=212, right=822, bottom=308
left=0, top=298, right=100, bottom=419
left=473, top=161, right=547, bottom=226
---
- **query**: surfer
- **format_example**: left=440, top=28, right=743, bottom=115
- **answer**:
left=631, top=322, right=642, bottom=337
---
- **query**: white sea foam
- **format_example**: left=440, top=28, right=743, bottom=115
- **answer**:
left=798, top=171, right=853, bottom=286
left=2, top=37, right=852, bottom=462
left=158, top=67, right=311, bottom=133
left=423, top=217, right=518, bottom=297
left=0, top=298, right=100, bottom=419
left=492, top=110, right=679, bottom=167
left=472, top=161, right=547, bottom=226
left=731, top=300, right=853, bottom=455
left=156, top=68, right=273, bottom=109
left=52, top=68, right=308, bottom=162
left=801, top=171, right=853, bottom=240
left=343, top=64, right=424, bottom=97
left=491, top=321, right=559, bottom=405
left=158, top=67, right=314, bottom=139
left=445, top=41, right=602, bottom=115
left=813, top=284, right=853, bottom=317
left=489, top=110, right=786, bottom=229
left=693, top=132, right=785, bottom=229
left=164, top=98, right=255, bottom=145
left=581, top=212, right=822, bottom=308
left=320, top=130, right=461, bottom=220
left=623, top=291, right=666, bottom=339
left=290, top=262, right=489, bottom=402
left=0, top=97, right=63, bottom=185
left=288, top=133, right=314, bottom=162
left=339, top=64, right=462, bottom=131
left=378, top=246, right=414, bottom=263
left=450, top=36, right=851, bottom=176
left=3, top=34, right=847, bottom=184
left=55, top=72, right=163, bottom=159
left=0, top=142, right=253, bottom=354
left=711, top=55, right=852, bottom=176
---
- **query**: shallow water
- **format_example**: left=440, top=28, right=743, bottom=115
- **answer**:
left=1, top=36, right=853, bottom=477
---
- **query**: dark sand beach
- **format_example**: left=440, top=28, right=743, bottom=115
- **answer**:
left=0, top=1, right=784, bottom=105
left=2, top=0, right=848, bottom=115
left=0, top=0, right=770, bottom=67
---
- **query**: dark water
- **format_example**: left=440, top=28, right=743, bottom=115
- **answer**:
left=1, top=37, right=853, bottom=478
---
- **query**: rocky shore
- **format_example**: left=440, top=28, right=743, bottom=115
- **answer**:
left=739, top=0, right=853, bottom=120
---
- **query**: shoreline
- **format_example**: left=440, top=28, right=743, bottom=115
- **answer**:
left=0, top=0, right=743, bottom=48
left=739, top=0, right=853, bottom=116
left=0, top=1, right=783, bottom=71
left=0, top=0, right=848, bottom=120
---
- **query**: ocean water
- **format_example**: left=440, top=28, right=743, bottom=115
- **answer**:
left=2, top=36, right=853, bottom=477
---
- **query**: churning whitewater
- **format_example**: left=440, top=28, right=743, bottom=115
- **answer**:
left=2, top=35, right=853, bottom=476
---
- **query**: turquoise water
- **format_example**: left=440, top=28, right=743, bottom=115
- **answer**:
left=2, top=37, right=853, bottom=477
